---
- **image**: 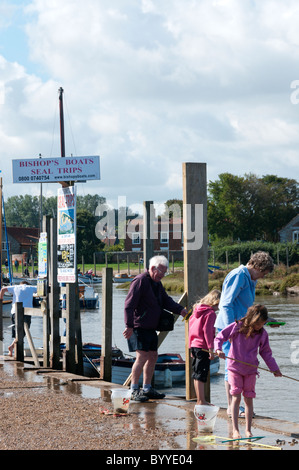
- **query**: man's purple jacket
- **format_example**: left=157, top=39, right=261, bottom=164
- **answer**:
left=124, top=271, right=185, bottom=330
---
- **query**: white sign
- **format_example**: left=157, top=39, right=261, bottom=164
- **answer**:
left=12, top=155, right=100, bottom=183
left=57, top=186, right=77, bottom=283
left=38, top=232, right=48, bottom=279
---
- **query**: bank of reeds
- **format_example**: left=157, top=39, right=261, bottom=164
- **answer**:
left=161, top=264, right=299, bottom=297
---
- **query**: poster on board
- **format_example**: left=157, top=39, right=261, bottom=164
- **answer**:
left=57, top=186, right=76, bottom=283
left=38, top=232, right=48, bottom=278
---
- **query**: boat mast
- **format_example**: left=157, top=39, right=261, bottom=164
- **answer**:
left=59, top=87, right=66, bottom=158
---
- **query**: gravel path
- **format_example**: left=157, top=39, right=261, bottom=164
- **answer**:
left=0, top=363, right=180, bottom=450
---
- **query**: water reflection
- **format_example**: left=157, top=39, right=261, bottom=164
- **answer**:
left=2, top=284, right=299, bottom=423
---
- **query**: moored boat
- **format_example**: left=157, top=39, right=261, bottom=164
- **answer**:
left=79, top=285, right=99, bottom=309
left=60, top=285, right=99, bottom=310
left=78, top=273, right=102, bottom=285
left=113, top=273, right=135, bottom=283
left=1, top=299, right=13, bottom=318
left=82, top=344, right=220, bottom=387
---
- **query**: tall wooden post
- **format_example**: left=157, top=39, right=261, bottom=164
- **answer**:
left=15, top=302, right=24, bottom=362
left=183, top=163, right=209, bottom=400
left=42, top=216, right=50, bottom=367
left=0, top=177, right=2, bottom=289
left=49, top=217, right=60, bottom=369
left=65, top=283, right=76, bottom=373
left=0, top=300, right=3, bottom=356
left=100, top=267, right=113, bottom=381
left=143, top=201, right=154, bottom=270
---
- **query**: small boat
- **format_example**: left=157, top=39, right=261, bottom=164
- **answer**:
left=1, top=299, right=13, bottom=318
left=113, top=273, right=135, bottom=283
left=7, top=277, right=37, bottom=285
left=82, top=344, right=220, bottom=387
left=60, top=285, right=99, bottom=310
left=110, top=353, right=186, bottom=387
left=109, top=354, right=220, bottom=387
left=78, top=273, right=102, bottom=285
left=79, top=285, right=99, bottom=310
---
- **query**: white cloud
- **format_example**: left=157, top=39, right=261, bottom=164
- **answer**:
left=0, top=0, right=298, bottom=206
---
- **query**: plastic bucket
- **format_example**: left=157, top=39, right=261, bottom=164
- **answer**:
left=111, top=388, right=131, bottom=414
left=194, top=405, right=219, bottom=433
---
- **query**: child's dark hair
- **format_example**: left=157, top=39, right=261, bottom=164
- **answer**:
left=238, top=304, right=268, bottom=338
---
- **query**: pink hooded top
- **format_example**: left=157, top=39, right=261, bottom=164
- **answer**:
left=214, top=321, right=279, bottom=376
left=188, top=304, right=216, bottom=350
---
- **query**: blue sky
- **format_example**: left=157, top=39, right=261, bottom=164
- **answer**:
left=0, top=0, right=299, bottom=212
left=0, top=2, right=30, bottom=69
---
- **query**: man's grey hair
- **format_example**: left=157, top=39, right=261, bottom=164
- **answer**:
left=149, top=255, right=169, bottom=270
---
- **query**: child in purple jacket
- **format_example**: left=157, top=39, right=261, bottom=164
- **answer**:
left=215, top=304, right=282, bottom=439
left=189, top=289, right=221, bottom=405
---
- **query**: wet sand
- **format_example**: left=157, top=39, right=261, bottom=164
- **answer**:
left=0, top=357, right=298, bottom=451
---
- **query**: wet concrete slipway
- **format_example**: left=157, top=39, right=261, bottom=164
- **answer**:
left=0, top=357, right=298, bottom=459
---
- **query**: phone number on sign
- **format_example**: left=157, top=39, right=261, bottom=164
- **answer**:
left=18, top=175, right=51, bottom=182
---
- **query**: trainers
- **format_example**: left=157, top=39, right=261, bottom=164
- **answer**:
left=131, top=388, right=149, bottom=402
left=142, top=387, right=165, bottom=399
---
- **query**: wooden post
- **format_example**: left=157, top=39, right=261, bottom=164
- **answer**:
left=15, top=302, right=24, bottom=362
left=93, top=252, right=96, bottom=275
left=42, top=216, right=50, bottom=367
left=65, top=283, right=76, bottom=373
left=0, top=300, right=3, bottom=356
left=24, top=323, right=40, bottom=367
left=49, top=217, right=60, bottom=369
left=75, top=282, right=83, bottom=375
left=0, top=178, right=2, bottom=288
left=143, top=201, right=154, bottom=270
left=183, top=162, right=209, bottom=401
left=100, top=267, right=113, bottom=381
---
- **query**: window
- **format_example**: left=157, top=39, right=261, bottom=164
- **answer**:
left=132, top=233, right=141, bottom=245
left=160, top=232, right=169, bottom=244
left=293, top=230, right=299, bottom=244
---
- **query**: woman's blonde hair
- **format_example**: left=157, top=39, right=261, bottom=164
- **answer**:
left=194, top=289, right=221, bottom=307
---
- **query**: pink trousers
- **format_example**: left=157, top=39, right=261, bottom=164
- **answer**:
left=228, top=370, right=257, bottom=398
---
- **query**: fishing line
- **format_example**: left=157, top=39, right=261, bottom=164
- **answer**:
left=203, top=349, right=299, bottom=383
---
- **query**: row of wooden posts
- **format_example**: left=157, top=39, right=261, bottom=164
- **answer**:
left=0, top=163, right=210, bottom=401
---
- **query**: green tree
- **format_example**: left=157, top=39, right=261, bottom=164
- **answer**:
left=207, top=173, right=299, bottom=242
left=77, top=208, right=104, bottom=262
left=5, top=195, right=40, bottom=227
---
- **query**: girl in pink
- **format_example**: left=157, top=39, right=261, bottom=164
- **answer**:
left=189, top=289, right=221, bottom=405
left=214, top=304, right=282, bottom=439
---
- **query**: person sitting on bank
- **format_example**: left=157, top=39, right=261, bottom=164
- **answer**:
left=123, top=255, right=188, bottom=402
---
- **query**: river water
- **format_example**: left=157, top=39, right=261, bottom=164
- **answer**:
left=2, top=284, right=299, bottom=424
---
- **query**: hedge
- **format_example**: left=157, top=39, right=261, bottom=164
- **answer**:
left=210, top=241, right=299, bottom=266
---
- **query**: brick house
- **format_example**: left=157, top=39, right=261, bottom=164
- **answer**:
left=278, top=214, right=299, bottom=243
left=125, top=217, right=183, bottom=252
left=2, top=226, right=39, bottom=263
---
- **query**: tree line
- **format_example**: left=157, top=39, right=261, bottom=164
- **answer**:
left=207, top=173, right=298, bottom=242
left=4, top=173, right=299, bottom=261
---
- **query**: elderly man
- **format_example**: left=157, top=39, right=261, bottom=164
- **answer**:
left=123, top=255, right=187, bottom=401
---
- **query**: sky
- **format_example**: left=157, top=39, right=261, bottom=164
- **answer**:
left=0, top=0, right=299, bottom=214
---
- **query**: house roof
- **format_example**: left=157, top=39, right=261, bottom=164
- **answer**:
left=278, top=214, right=299, bottom=233
left=6, top=226, right=39, bottom=245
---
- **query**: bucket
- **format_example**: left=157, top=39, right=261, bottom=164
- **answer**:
left=194, top=405, right=219, bottom=433
left=111, top=388, right=131, bottom=414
